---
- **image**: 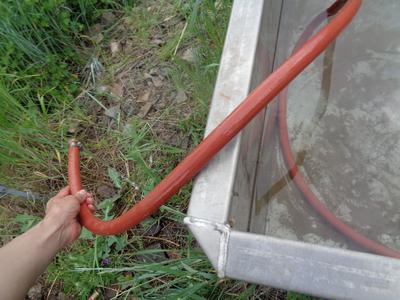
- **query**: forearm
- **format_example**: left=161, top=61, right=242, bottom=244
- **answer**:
left=0, top=219, right=63, bottom=300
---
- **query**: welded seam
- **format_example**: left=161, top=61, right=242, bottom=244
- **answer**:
left=184, top=216, right=231, bottom=277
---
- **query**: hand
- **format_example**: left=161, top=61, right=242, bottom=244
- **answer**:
left=44, top=186, right=95, bottom=248
left=0, top=186, right=96, bottom=299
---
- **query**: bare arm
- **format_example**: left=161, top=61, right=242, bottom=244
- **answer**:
left=0, top=187, right=95, bottom=300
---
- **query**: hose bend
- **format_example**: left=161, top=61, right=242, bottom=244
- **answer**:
left=68, top=0, right=371, bottom=253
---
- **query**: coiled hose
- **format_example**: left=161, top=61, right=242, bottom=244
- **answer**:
left=68, top=0, right=400, bottom=258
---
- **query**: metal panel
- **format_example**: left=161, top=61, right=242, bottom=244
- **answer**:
left=188, top=0, right=281, bottom=223
left=226, top=231, right=400, bottom=300
left=187, top=0, right=400, bottom=298
left=187, top=0, right=282, bottom=267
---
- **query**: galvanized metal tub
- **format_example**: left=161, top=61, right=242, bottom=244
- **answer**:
left=185, top=0, right=400, bottom=299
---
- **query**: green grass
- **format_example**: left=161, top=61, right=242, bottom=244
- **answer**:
left=1, top=0, right=243, bottom=297
left=287, top=292, right=324, bottom=300
left=1, top=0, right=86, bottom=103
left=0, top=0, right=121, bottom=187
left=0, top=84, right=61, bottom=187
left=44, top=1, right=244, bottom=297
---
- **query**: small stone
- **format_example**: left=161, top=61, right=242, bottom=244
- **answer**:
left=97, top=185, right=117, bottom=199
left=175, top=90, right=187, bottom=103
left=145, top=222, right=161, bottom=236
left=149, top=68, right=159, bottom=75
left=143, top=72, right=152, bottom=80
left=96, top=85, right=109, bottom=94
left=151, top=38, right=164, bottom=46
left=104, top=286, right=118, bottom=300
left=67, top=127, right=77, bottom=134
left=93, top=33, right=104, bottom=44
left=110, top=41, right=120, bottom=56
left=27, top=283, right=42, bottom=299
left=89, top=23, right=102, bottom=35
left=121, top=101, right=135, bottom=117
left=181, top=47, right=195, bottom=63
left=151, top=76, right=163, bottom=88
left=180, top=135, right=190, bottom=150
left=123, top=39, right=134, bottom=53
left=160, top=68, right=169, bottom=77
left=102, top=12, right=116, bottom=25
left=57, top=292, right=67, bottom=300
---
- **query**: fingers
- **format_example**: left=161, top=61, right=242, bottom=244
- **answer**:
left=75, top=190, right=96, bottom=212
left=49, top=189, right=95, bottom=215
left=86, top=193, right=96, bottom=212
left=56, top=186, right=71, bottom=197
left=75, top=190, right=88, bottom=203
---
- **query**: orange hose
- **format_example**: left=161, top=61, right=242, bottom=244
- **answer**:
left=69, top=0, right=367, bottom=245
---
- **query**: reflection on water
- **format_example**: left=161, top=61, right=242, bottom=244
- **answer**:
left=255, top=38, right=335, bottom=216
left=251, top=0, right=400, bottom=253
left=256, top=150, right=307, bottom=212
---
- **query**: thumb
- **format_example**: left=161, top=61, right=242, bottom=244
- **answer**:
left=75, top=190, right=87, bottom=203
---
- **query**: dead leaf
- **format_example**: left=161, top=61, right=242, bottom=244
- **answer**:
left=138, top=101, right=153, bottom=118
left=163, top=16, right=174, bottom=22
left=137, top=90, right=151, bottom=103
left=110, top=83, right=124, bottom=97
left=34, top=171, right=49, bottom=178
left=167, top=251, right=181, bottom=260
